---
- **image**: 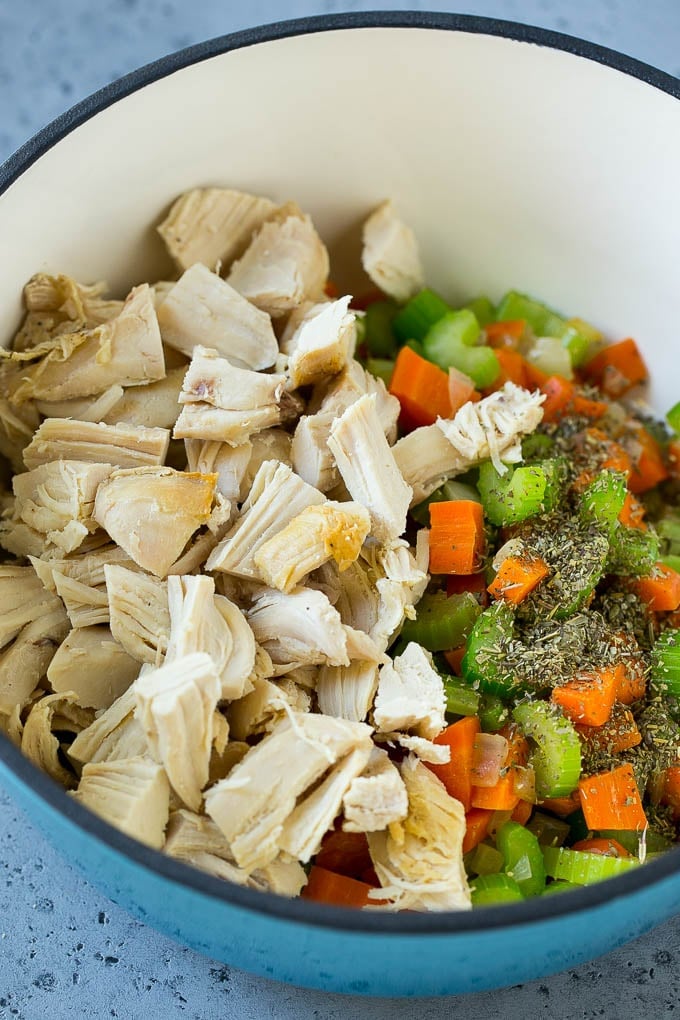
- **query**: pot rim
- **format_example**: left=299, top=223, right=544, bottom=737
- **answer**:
left=1, top=9, right=679, bottom=936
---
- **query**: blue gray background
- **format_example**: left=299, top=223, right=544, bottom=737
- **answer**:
left=1, top=1, right=679, bottom=1016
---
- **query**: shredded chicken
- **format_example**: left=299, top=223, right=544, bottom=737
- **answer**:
left=316, top=660, right=379, bottom=723
left=72, top=755, right=170, bottom=849
left=281, top=296, right=355, bottom=388
left=105, top=564, right=170, bottom=665
left=185, top=440, right=251, bottom=502
left=50, top=571, right=110, bottom=629
left=68, top=686, right=147, bottom=765
left=11, top=460, right=112, bottom=553
left=373, top=643, right=447, bottom=740
left=23, top=419, right=170, bottom=471
left=0, top=604, right=69, bottom=714
left=21, top=691, right=93, bottom=787
left=247, top=586, right=351, bottom=668
left=227, top=676, right=312, bottom=741
left=361, top=201, right=424, bottom=303
left=342, top=747, right=409, bottom=833
left=47, top=625, right=139, bottom=710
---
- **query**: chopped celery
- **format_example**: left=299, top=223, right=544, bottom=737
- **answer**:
left=468, top=842, right=504, bottom=876
left=666, top=401, right=680, bottom=434
left=527, top=811, right=571, bottom=848
left=410, top=479, right=481, bottom=527
left=522, top=433, right=556, bottom=461
left=579, top=471, right=628, bottom=535
left=465, top=295, right=496, bottom=327
left=513, top=701, right=581, bottom=799
left=365, top=358, right=394, bottom=386
left=443, top=676, right=480, bottom=716
left=651, top=629, right=680, bottom=698
left=598, top=828, right=672, bottom=855
left=657, top=514, right=680, bottom=556
left=393, top=288, right=451, bottom=344
left=462, top=602, right=523, bottom=698
left=543, top=846, right=639, bottom=885
left=606, top=522, right=659, bottom=576
left=564, top=809, right=590, bottom=845
left=399, top=592, right=481, bottom=653
left=477, top=460, right=554, bottom=526
left=661, top=554, right=680, bottom=573
left=470, top=873, right=524, bottom=905
left=543, top=880, right=581, bottom=895
left=495, top=290, right=594, bottom=367
left=363, top=300, right=398, bottom=357
left=423, top=311, right=500, bottom=388
left=497, top=821, right=546, bottom=897
left=478, top=694, right=511, bottom=732
left=403, top=338, right=425, bottom=356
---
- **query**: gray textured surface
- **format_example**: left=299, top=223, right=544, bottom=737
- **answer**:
left=0, top=1, right=679, bottom=1016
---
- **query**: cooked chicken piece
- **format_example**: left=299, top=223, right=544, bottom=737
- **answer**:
left=94, top=466, right=216, bottom=577
left=0, top=516, right=46, bottom=558
left=206, top=460, right=325, bottom=579
left=394, top=382, right=545, bottom=503
left=0, top=397, right=40, bottom=473
left=367, top=755, right=471, bottom=912
left=157, top=187, right=277, bottom=273
left=50, top=571, right=109, bottom=628
left=328, top=394, right=412, bottom=543
left=173, top=346, right=291, bottom=445
left=370, top=540, right=429, bottom=652
left=415, top=528, right=430, bottom=574
left=98, top=368, right=186, bottom=429
left=68, top=686, right=147, bottom=765
left=47, top=625, right=139, bottom=710
left=164, top=809, right=306, bottom=896
left=22, top=273, right=122, bottom=326
left=279, top=745, right=372, bottom=862
left=253, top=501, right=370, bottom=594
left=281, top=296, right=355, bottom=388
left=290, top=413, right=338, bottom=492
left=329, top=558, right=380, bottom=637
left=0, top=563, right=68, bottom=650
left=373, top=643, right=446, bottom=740
left=342, top=748, right=409, bottom=833
left=157, top=263, right=278, bottom=370
left=227, top=675, right=311, bottom=740
left=105, top=564, right=170, bottom=665
left=208, top=737, right=250, bottom=786
left=36, top=384, right=126, bottom=424
left=361, top=201, right=424, bottom=303
left=0, top=606, right=69, bottom=714
left=72, top=755, right=170, bottom=849
left=9, top=284, right=166, bottom=403
left=316, top=660, right=379, bottom=723
left=185, top=439, right=251, bottom=502
left=227, top=210, right=329, bottom=319
left=247, top=586, right=350, bottom=668
left=239, top=429, right=292, bottom=500
left=312, top=360, right=400, bottom=439
left=342, top=625, right=384, bottom=664
left=30, top=542, right=136, bottom=591
left=22, top=691, right=93, bottom=788
left=134, top=651, right=221, bottom=811
left=165, top=575, right=255, bottom=701
left=0, top=704, right=23, bottom=747
left=24, top=419, right=171, bottom=472
left=378, top=732, right=450, bottom=765
left=12, top=460, right=111, bottom=553
left=204, top=712, right=372, bottom=871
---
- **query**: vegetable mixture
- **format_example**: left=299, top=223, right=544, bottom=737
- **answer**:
left=1, top=190, right=679, bottom=913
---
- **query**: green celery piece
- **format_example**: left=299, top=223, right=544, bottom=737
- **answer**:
left=543, top=880, right=581, bottom=895
left=495, top=290, right=593, bottom=368
left=470, top=873, right=524, bottom=906
left=564, top=809, right=590, bottom=845
left=543, top=846, right=639, bottom=885
left=423, top=311, right=500, bottom=388
left=651, top=629, right=680, bottom=698
left=393, top=288, right=451, bottom=344
left=606, top=522, right=659, bottom=577
left=513, top=701, right=581, bottom=799
left=443, top=676, right=480, bottom=716
left=657, top=515, right=680, bottom=557
left=666, top=401, right=680, bottom=434
left=468, top=842, right=504, bottom=876
left=579, top=471, right=628, bottom=535
left=527, top=811, right=571, bottom=848
left=465, top=295, right=496, bottom=327
left=497, top=821, right=546, bottom=897
left=462, top=602, right=524, bottom=698
left=661, top=554, right=680, bottom=573
left=477, top=461, right=548, bottom=526
left=478, top=694, right=511, bottom=732
left=598, top=828, right=672, bottom=854
left=522, top=433, right=556, bottom=461
left=541, top=457, right=569, bottom=514
left=365, top=358, right=394, bottom=387
left=410, top=479, right=481, bottom=526
left=400, top=592, right=481, bottom=653
left=363, top=300, right=398, bottom=358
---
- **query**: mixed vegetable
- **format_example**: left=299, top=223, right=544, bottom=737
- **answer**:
left=0, top=187, right=678, bottom=913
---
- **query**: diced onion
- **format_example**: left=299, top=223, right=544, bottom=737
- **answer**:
left=513, top=765, right=537, bottom=803
left=471, top=733, right=509, bottom=787
left=526, top=337, right=573, bottom=380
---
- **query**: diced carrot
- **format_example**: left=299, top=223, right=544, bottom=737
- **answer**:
left=301, top=866, right=375, bottom=908
left=627, top=425, right=669, bottom=494
left=462, top=808, right=494, bottom=853
left=314, top=829, right=372, bottom=879
left=448, top=367, right=477, bottom=414
left=429, top=500, right=485, bottom=575
left=576, top=704, right=642, bottom=754
left=511, top=799, right=533, bottom=825
left=668, top=440, right=680, bottom=480
left=578, top=762, right=647, bottom=831
left=571, top=428, right=632, bottom=492
left=660, top=766, right=680, bottom=818
left=539, top=791, right=581, bottom=818
left=389, top=346, right=452, bottom=427
left=428, top=715, right=481, bottom=811
left=583, top=338, right=648, bottom=398
left=632, top=563, right=680, bottom=612
left=612, top=636, right=648, bottom=704
left=551, top=665, right=620, bottom=727
left=446, top=572, right=488, bottom=599
left=443, top=646, right=466, bottom=675
left=471, top=773, right=521, bottom=812
left=571, top=837, right=632, bottom=858
left=618, top=491, right=647, bottom=530
left=483, top=349, right=528, bottom=394
left=523, top=361, right=550, bottom=388
left=484, top=319, right=526, bottom=348
left=349, top=289, right=384, bottom=311
left=487, top=553, right=550, bottom=605
left=540, top=376, right=608, bottom=424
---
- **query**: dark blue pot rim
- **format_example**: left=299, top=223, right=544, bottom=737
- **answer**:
left=1, top=11, right=679, bottom=936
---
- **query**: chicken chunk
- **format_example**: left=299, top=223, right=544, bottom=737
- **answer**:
left=204, top=712, right=372, bottom=871
left=316, top=660, right=379, bottom=723
left=22, top=691, right=93, bottom=788
left=0, top=605, right=69, bottom=714
left=185, top=440, right=251, bottom=502
left=134, top=651, right=222, bottom=811
left=157, top=263, right=278, bottom=370
left=361, top=201, right=424, bottom=303
left=370, top=540, right=429, bottom=652
left=328, top=394, right=412, bottom=543
left=0, top=564, right=69, bottom=651
left=105, top=564, right=170, bottom=665
left=367, top=755, right=471, bottom=912
left=373, top=643, right=446, bottom=740
left=157, top=187, right=277, bottom=273
left=68, top=686, right=148, bottom=765
left=50, top=571, right=110, bottom=629
left=22, top=273, right=122, bottom=326
left=247, top=587, right=350, bottom=668
left=227, top=211, right=329, bottom=318
left=97, top=368, right=186, bottom=429
left=342, top=748, right=409, bottom=833
left=35, top=385, right=125, bottom=424
left=227, top=675, right=312, bottom=741
left=0, top=396, right=40, bottom=473
left=281, top=296, right=355, bottom=388
left=94, top=466, right=216, bottom=577
left=47, top=625, right=139, bottom=710
left=11, top=460, right=112, bottom=554
left=72, top=755, right=170, bottom=849
left=23, top=419, right=170, bottom=472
